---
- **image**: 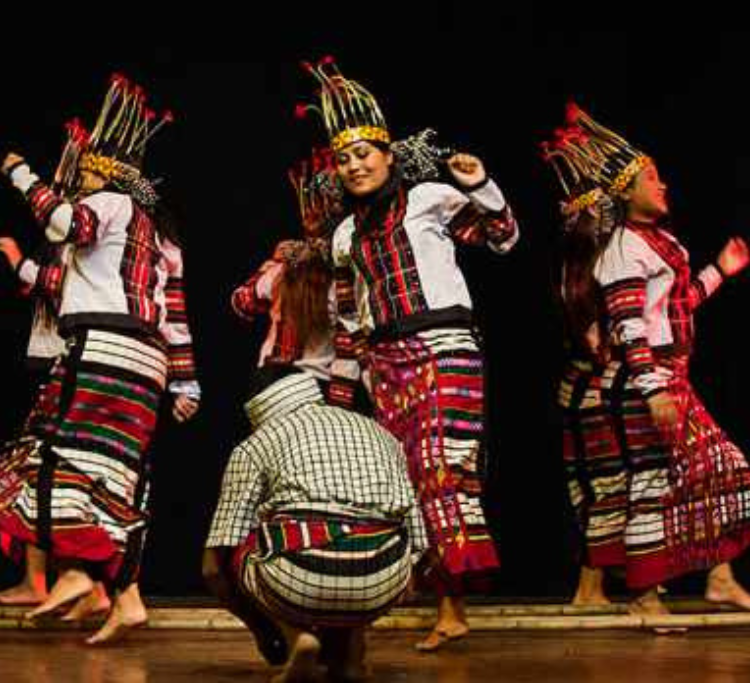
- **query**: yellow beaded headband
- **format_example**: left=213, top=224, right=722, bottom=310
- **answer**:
left=78, top=152, right=137, bottom=182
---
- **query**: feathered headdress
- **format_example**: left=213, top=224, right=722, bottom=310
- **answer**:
left=295, top=56, right=390, bottom=152
left=54, top=73, right=173, bottom=206
left=287, top=146, right=343, bottom=238
left=541, top=102, right=651, bottom=215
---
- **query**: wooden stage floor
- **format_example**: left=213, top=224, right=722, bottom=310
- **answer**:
left=0, top=628, right=749, bottom=682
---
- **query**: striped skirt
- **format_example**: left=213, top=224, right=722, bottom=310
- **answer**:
left=368, top=327, right=499, bottom=588
left=559, top=358, right=630, bottom=569
left=0, top=327, right=165, bottom=583
left=560, top=355, right=750, bottom=589
left=236, top=516, right=412, bottom=628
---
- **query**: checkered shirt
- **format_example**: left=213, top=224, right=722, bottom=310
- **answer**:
left=206, top=372, right=427, bottom=556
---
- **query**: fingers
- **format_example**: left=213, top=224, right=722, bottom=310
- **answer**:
left=731, top=236, right=749, bottom=255
left=172, top=395, right=199, bottom=423
left=2, top=152, right=24, bottom=174
left=448, top=153, right=479, bottom=173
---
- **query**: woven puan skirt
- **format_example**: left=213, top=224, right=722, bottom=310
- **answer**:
left=236, top=517, right=412, bottom=628
left=0, top=327, right=166, bottom=584
left=368, top=326, right=499, bottom=588
left=559, top=358, right=629, bottom=569
left=596, top=355, right=750, bottom=589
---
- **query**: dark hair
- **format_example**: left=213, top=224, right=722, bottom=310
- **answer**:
left=278, top=249, right=333, bottom=348
left=247, top=364, right=303, bottom=401
left=559, top=196, right=626, bottom=360
left=151, top=202, right=183, bottom=247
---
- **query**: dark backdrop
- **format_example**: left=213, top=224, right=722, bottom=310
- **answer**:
left=2, top=6, right=749, bottom=599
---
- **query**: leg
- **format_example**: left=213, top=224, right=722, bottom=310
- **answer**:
left=705, top=562, right=750, bottom=610
left=26, top=563, right=94, bottom=619
left=271, top=622, right=322, bottom=683
left=415, top=594, right=470, bottom=652
left=202, top=547, right=287, bottom=665
left=0, top=544, right=49, bottom=605
left=628, top=586, right=687, bottom=635
left=321, top=627, right=368, bottom=683
left=61, top=581, right=111, bottom=621
left=85, top=582, right=148, bottom=644
left=572, top=565, right=611, bottom=606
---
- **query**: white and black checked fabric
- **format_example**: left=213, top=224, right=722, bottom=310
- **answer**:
left=206, top=372, right=427, bottom=555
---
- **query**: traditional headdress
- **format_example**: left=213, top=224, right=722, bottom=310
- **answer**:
left=295, top=56, right=390, bottom=153
left=541, top=102, right=651, bottom=216
left=53, top=73, right=173, bottom=206
left=287, top=146, right=342, bottom=239
left=52, top=118, right=89, bottom=199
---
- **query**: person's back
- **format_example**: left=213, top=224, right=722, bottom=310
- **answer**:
left=204, top=366, right=426, bottom=680
left=241, top=371, right=416, bottom=523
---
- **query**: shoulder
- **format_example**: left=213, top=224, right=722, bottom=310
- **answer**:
left=406, top=182, right=468, bottom=223
left=407, top=181, right=465, bottom=205
left=80, top=190, right=132, bottom=214
left=595, top=226, right=661, bottom=280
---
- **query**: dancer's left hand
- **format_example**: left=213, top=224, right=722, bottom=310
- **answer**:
left=0, top=237, right=23, bottom=270
left=447, top=153, right=486, bottom=187
left=717, top=236, right=750, bottom=278
left=172, top=394, right=199, bottom=423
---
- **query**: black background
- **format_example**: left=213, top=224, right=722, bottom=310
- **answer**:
left=2, top=4, right=749, bottom=599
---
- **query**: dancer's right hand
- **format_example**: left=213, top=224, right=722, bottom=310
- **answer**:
left=647, top=391, right=679, bottom=438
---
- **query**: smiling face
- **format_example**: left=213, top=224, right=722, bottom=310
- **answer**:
left=621, top=161, right=669, bottom=222
left=335, top=140, right=393, bottom=197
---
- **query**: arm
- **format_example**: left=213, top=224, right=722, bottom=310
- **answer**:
left=3, top=159, right=99, bottom=246
left=159, top=239, right=201, bottom=415
left=595, top=230, right=669, bottom=398
left=597, top=237, right=681, bottom=433
left=328, top=225, right=369, bottom=408
left=688, top=263, right=723, bottom=310
left=230, top=259, right=284, bottom=322
left=441, top=153, right=519, bottom=254
left=690, top=236, right=750, bottom=309
left=0, top=237, right=65, bottom=303
left=204, top=439, right=267, bottom=548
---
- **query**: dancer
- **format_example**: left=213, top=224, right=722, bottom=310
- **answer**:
left=0, top=238, right=68, bottom=607
left=231, top=148, right=341, bottom=384
left=297, top=57, right=518, bottom=650
left=0, top=74, right=200, bottom=642
left=204, top=365, right=426, bottom=681
left=543, top=103, right=750, bottom=619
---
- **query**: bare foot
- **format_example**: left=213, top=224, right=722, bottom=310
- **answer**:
left=571, top=566, right=611, bottom=607
left=0, top=583, right=48, bottom=606
left=26, top=570, right=93, bottom=619
left=571, top=592, right=612, bottom=607
left=85, top=600, right=148, bottom=645
left=271, top=632, right=323, bottom=683
left=414, top=621, right=469, bottom=652
left=62, top=583, right=111, bottom=622
left=628, top=592, right=687, bottom=635
left=706, top=577, right=750, bottom=611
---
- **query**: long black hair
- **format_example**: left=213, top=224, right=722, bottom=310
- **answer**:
left=559, top=193, right=625, bottom=361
